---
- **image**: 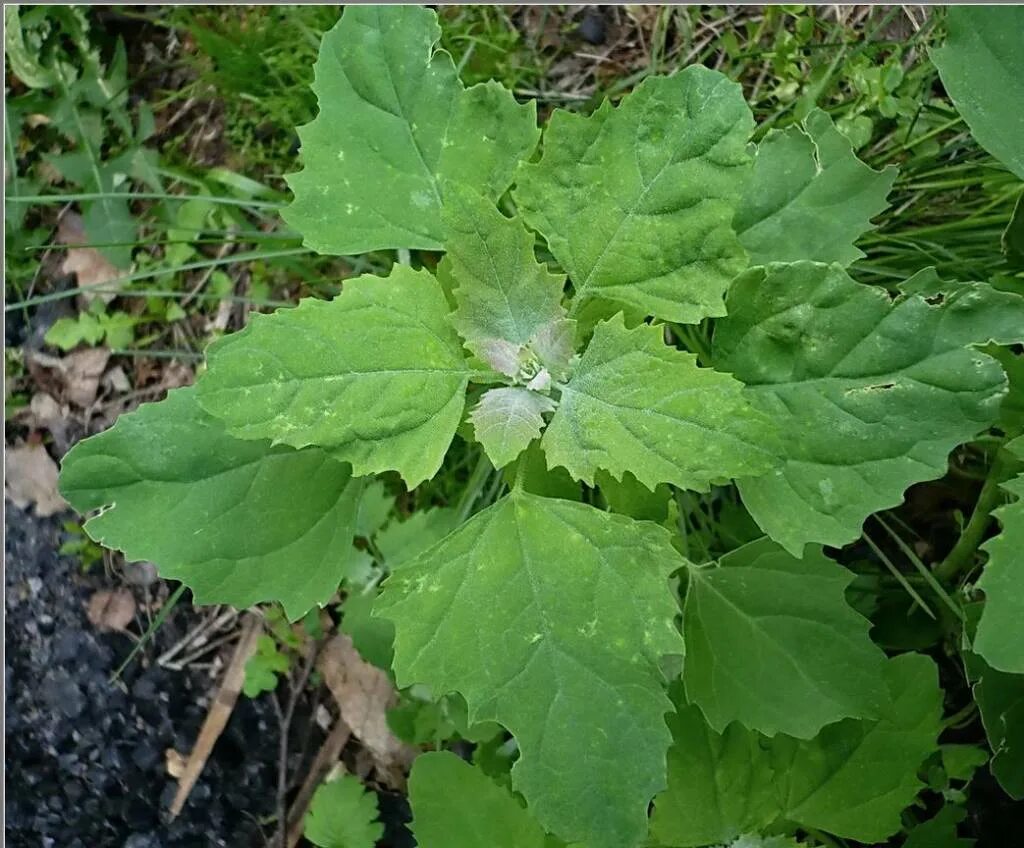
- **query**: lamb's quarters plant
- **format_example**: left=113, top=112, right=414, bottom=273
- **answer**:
left=59, top=5, right=1024, bottom=846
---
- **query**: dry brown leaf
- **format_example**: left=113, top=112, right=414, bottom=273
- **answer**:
left=86, top=589, right=137, bottom=632
left=318, top=634, right=416, bottom=786
left=58, top=212, right=123, bottom=304
left=63, top=347, right=111, bottom=408
left=5, top=442, right=67, bottom=517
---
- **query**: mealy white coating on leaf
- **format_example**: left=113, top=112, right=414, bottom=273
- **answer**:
left=196, top=265, right=469, bottom=487
left=714, top=262, right=1024, bottom=555
left=542, top=314, right=778, bottom=491
left=284, top=5, right=539, bottom=255
left=374, top=491, right=686, bottom=848
left=470, top=387, right=555, bottom=469
left=59, top=387, right=363, bottom=620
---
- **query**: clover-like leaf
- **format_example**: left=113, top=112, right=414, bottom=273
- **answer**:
left=375, top=491, right=686, bottom=848
left=714, top=263, right=1024, bottom=555
left=683, top=537, right=889, bottom=738
left=931, top=6, right=1024, bottom=180
left=284, top=5, right=539, bottom=255
left=975, top=437, right=1024, bottom=673
left=734, top=109, right=896, bottom=266
left=471, top=387, right=554, bottom=469
left=196, top=265, right=469, bottom=487
left=542, top=314, right=777, bottom=491
left=650, top=696, right=777, bottom=847
left=409, top=752, right=549, bottom=848
left=773, top=653, right=943, bottom=842
left=304, top=775, right=383, bottom=848
left=443, top=184, right=571, bottom=378
left=515, top=66, right=753, bottom=324
left=59, top=388, right=363, bottom=619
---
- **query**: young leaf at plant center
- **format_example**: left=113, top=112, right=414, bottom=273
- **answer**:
left=515, top=65, right=753, bottom=324
left=471, top=387, right=554, bottom=469
left=974, top=437, right=1024, bottom=673
left=542, top=314, right=778, bottom=491
left=284, top=5, right=539, bottom=255
left=654, top=655, right=942, bottom=845
left=374, top=491, right=686, bottom=848
left=771, top=653, right=943, bottom=842
left=196, top=265, right=470, bottom=487
left=734, top=109, right=896, bottom=266
left=931, top=6, right=1024, bottom=180
left=59, top=387, right=363, bottom=619
left=408, top=751, right=549, bottom=848
left=650, top=695, right=777, bottom=847
left=304, top=774, right=383, bottom=848
left=682, top=537, right=889, bottom=737
left=713, top=263, right=1024, bottom=555
left=443, top=184, right=573, bottom=380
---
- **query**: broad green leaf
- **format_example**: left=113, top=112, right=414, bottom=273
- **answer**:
left=304, top=774, right=383, bottom=848
left=975, top=439, right=1024, bottom=673
left=972, top=660, right=1024, bottom=799
left=59, top=388, right=362, bottom=619
left=354, top=479, right=395, bottom=539
left=375, top=491, right=686, bottom=848
left=409, top=752, right=548, bottom=848
left=284, top=5, right=539, bottom=255
left=197, top=265, right=469, bottom=487
left=902, top=805, right=975, bottom=848
left=683, top=537, right=889, bottom=737
left=471, top=387, right=555, bottom=469
left=596, top=470, right=671, bottom=523
left=931, top=7, right=1024, bottom=180
left=542, top=315, right=778, bottom=491
left=515, top=66, right=753, bottom=324
left=734, top=109, right=896, bottom=266
left=773, top=653, right=943, bottom=842
left=443, top=184, right=571, bottom=378
left=714, top=263, right=1024, bottom=555
left=650, top=697, right=777, bottom=847
left=376, top=507, right=458, bottom=570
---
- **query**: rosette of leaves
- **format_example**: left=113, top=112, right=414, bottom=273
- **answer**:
left=59, top=5, right=1024, bottom=848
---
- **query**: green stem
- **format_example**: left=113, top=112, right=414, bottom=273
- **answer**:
left=935, top=450, right=1008, bottom=583
left=454, top=451, right=494, bottom=522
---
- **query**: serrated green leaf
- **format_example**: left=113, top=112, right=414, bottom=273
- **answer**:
left=931, top=7, right=1024, bottom=180
left=196, top=265, right=469, bottom=487
left=409, top=751, right=548, bottom=848
left=734, top=109, right=896, bottom=266
left=376, top=507, right=458, bottom=570
left=772, top=653, right=943, bottom=842
left=375, top=491, right=685, bottom=848
left=596, top=470, right=671, bottom=523
left=354, top=479, right=395, bottom=540
left=714, top=263, right=1024, bottom=555
left=471, top=387, right=554, bottom=469
left=655, top=655, right=942, bottom=846
left=284, top=5, right=539, bottom=255
left=542, top=314, right=778, bottom=491
left=304, top=774, right=383, bottom=848
left=650, top=697, right=777, bottom=847
left=59, top=388, right=363, bottom=619
left=975, top=438, right=1024, bottom=672
left=443, top=184, right=571, bottom=378
left=515, top=66, right=753, bottom=324
left=683, top=537, right=889, bottom=737
left=243, top=634, right=290, bottom=698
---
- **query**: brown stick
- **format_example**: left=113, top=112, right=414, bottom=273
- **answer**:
left=282, top=718, right=353, bottom=848
left=169, top=612, right=261, bottom=817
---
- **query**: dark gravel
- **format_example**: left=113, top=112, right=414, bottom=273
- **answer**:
left=5, top=504, right=280, bottom=847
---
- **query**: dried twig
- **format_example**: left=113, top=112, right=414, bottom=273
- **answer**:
left=282, top=718, right=353, bottom=848
left=169, top=612, right=261, bottom=818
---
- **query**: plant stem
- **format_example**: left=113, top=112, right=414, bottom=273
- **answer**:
left=935, top=449, right=1008, bottom=583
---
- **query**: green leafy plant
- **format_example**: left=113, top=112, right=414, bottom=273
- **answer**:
left=59, top=6, right=1024, bottom=847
